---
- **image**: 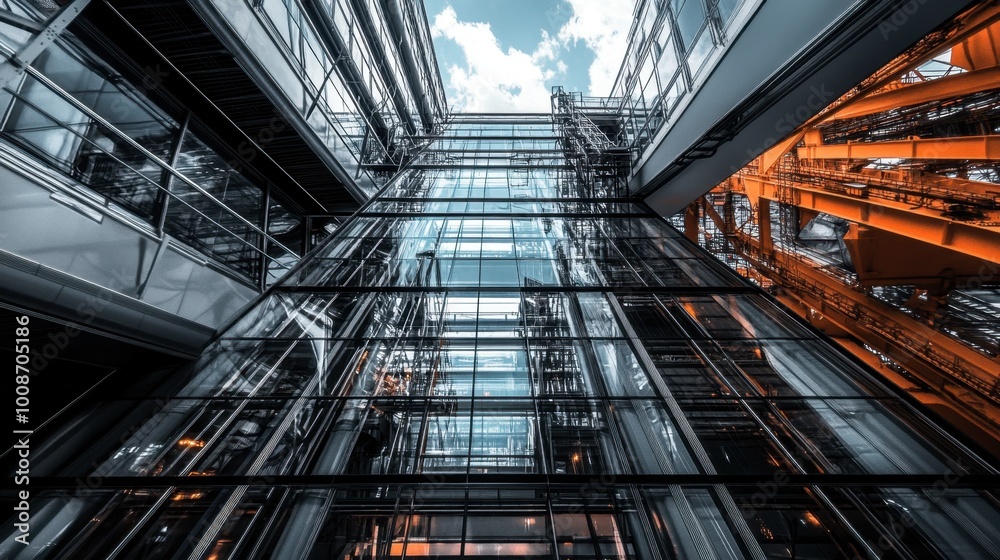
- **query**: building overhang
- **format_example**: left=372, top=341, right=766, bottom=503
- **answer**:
left=634, top=0, right=980, bottom=217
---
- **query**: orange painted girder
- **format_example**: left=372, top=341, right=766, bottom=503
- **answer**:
left=797, top=135, right=1000, bottom=160
left=952, top=20, right=1000, bottom=70
left=722, top=227, right=1000, bottom=397
left=742, top=176, right=1000, bottom=264
left=778, top=252, right=1000, bottom=391
left=824, top=67, right=1000, bottom=121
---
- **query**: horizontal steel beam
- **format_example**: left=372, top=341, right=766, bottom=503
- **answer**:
left=26, top=473, right=1000, bottom=489
left=743, top=176, right=1000, bottom=263
left=273, top=285, right=755, bottom=294
left=798, top=135, right=1000, bottom=160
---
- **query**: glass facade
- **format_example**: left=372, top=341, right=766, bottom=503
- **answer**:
left=611, top=0, right=754, bottom=156
left=5, top=114, right=1000, bottom=559
left=227, top=0, right=448, bottom=197
left=0, top=9, right=301, bottom=286
left=0, top=0, right=449, bottom=288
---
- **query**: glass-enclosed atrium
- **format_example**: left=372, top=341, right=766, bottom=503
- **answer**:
left=4, top=113, right=1000, bottom=559
left=2, top=0, right=1000, bottom=559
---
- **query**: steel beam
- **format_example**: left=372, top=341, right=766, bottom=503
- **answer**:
left=843, top=224, right=995, bottom=286
left=798, top=135, right=1000, bottom=160
left=743, top=175, right=1000, bottom=264
left=823, top=67, right=1000, bottom=121
left=0, top=0, right=90, bottom=89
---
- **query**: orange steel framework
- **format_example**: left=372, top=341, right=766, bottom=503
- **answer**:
left=688, top=4, right=1000, bottom=456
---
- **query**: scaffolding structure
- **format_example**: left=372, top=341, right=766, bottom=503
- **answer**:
left=551, top=86, right=632, bottom=199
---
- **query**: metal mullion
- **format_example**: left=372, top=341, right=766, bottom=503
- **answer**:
left=578, top=495, right=604, bottom=559
left=559, top=288, right=633, bottom=474
left=597, top=267, right=766, bottom=558
left=272, top=285, right=754, bottom=295
left=652, top=290, right=850, bottom=559
left=544, top=490, right=562, bottom=560
left=106, top=332, right=309, bottom=560
left=397, top=488, right=417, bottom=560
left=413, top=289, right=450, bottom=476
left=522, top=292, right=548, bottom=477
left=141, top=393, right=834, bottom=405
left=413, top=394, right=432, bottom=476
left=376, top=197, right=642, bottom=203
left=460, top=488, right=470, bottom=557
left=464, top=212, right=489, bottom=476
left=707, top=335, right=916, bottom=558
left=262, top=285, right=403, bottom=558
left=357, top=212, right=666, bottom=218
left=466, top=330, right=477, bottom=478
left=624, top=483, right=674, bottom=560
left=265, top=164, right=432, bottom=295
left=259, top=181, right=272, bottom=289
left=28, top=474, right=1000, bottom=488
left=156, top=111, right=190, bottom=237
left=239, top=486, right=294, bottom=558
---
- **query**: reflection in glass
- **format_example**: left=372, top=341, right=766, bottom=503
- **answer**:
left=5, top=110, right=999, bottom=560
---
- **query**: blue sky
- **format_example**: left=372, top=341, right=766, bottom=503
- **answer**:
left=424, top=0, right=635, bottom=112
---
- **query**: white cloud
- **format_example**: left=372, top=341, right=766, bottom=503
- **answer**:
left=557, top=0, right=634, bottom=96
left=430, top=1, right=634, bottom=112
left=431, top=6, right=553, bottom=112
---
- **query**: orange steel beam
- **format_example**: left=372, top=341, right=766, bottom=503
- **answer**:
left=683, top=202, right=699, bottom=242
left=797, top=135, right=1000, bottom=160
left=742, top=175, right=1000, bottom=263
left=707, top=215, right=1000, bottom=446
left=843, top=224, right=996, bottom=287
left=770, top=253, right=1000, bottom=450
left=952, top=20, right=1000, bottom=70
left=823, top=66, right=1000, bottom=121
left=805, top=163, right=1000, bottom=200
left=808, top=4, right=1000, bottom=128
left=907, top=169, right=1000, bottom=198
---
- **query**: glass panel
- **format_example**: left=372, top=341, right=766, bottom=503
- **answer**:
left=676, top=0, right=708, bottom=50
left=14, top=110, right=999, bottom=560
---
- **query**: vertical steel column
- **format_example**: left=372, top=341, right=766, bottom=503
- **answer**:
left=684, top=200, right=700, bottom=242
left=156, top=111, right=191, bottom=238
left=260, top=182, right=272, bottom=289
left=758, top=197, right=773, bottom=255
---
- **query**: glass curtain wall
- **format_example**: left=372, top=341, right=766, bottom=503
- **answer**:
left=0, top=10, right=301, bottom=286
left=3, top=114, right=1000, bottom=559
left=249, top=0, right=448, bottom=196
left=612, top=0, right=752, bottom=156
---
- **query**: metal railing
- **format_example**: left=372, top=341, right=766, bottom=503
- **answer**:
left=0, top=63, right=301, bottom=285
